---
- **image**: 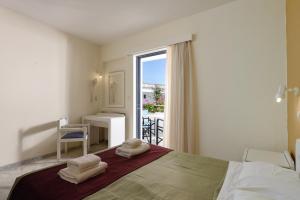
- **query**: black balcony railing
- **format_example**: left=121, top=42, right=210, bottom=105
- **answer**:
left=142, top=117, right=164, bottom=145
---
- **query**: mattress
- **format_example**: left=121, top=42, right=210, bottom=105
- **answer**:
left=9, top=146, right=228, bottom=200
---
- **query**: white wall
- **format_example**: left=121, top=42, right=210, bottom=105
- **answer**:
left=100, top=0, right=287, bottom=161
left=0, top=6, right=101, bottom=166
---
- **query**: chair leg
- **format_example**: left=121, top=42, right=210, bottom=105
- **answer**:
left=87, top=125, right=91, bottom=151
left=83, top=140, right=87, bottom=156
left=57, top=140, right=61, bottom=161
left=64, top=143, right=68, bottom=153
left=149, top=128, right=152, bottom=144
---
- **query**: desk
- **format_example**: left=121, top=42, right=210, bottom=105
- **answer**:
left=82, top=113, right=125, bottom=149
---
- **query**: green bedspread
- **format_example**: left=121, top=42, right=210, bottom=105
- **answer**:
left=85, top=151, right=228, bottom=200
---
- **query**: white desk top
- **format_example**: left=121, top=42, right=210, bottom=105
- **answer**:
left=96, top=113, right=125, bottom=117
left=84, top=113, right=125, bottom=121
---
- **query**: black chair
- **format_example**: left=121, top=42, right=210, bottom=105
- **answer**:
left=142, top=117, right=155, bottom=144
left=156, top=119, right=164, bottom=145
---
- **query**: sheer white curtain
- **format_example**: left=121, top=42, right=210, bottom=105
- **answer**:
left=164, top=41, right=198, bottom=154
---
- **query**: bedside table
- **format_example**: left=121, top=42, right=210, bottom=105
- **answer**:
left=243, top=148, right=295, bottom=170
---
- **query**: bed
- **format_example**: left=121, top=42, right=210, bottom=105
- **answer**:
left=8, top=145, right=300, bottom=200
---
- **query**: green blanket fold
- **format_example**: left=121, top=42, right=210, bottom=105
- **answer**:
left=85, top=151, right=228, bottom=200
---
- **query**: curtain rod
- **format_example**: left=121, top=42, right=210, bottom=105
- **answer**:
left=128, top=33, right=193, bottom=56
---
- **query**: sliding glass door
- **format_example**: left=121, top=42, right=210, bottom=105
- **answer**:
left=135, top=50, right=167, bottom=145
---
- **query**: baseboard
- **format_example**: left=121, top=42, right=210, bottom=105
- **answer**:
left=0, top=143, right=108, bottom=171
left=0, top=151, right=58, bottom=171
left=0, top=145, right=81, bottom=171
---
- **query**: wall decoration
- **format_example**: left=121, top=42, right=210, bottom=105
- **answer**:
left=107, top=71, right=125, bottom=107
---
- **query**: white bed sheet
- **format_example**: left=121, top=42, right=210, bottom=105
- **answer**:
left=217, top=161, right=243, bottom=200
left=218, top=161, right=300, bottom=200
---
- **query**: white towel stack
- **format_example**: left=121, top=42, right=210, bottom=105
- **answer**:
left=58, top=154, right=107, bottom=184
left=116, top=138, right=150, bottom=158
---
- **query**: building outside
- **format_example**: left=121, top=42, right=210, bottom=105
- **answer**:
left=142, top=83, right=165, bottom=104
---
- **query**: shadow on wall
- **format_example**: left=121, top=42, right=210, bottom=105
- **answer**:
left=12, top=36, right=100, bottom=165
left=17, top=121, right=57, bottom=161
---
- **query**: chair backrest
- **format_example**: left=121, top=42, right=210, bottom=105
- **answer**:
left=142, top=117, right=150, bottom=125
left=157, top=119, right=164, bottom=129
left=58, top=117, right=68, bottom=129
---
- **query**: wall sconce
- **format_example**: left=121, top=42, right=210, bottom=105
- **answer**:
left=97, top=73, right=103, bottom=80
left=90, top=72, right=103, bottom=103
left=92, top=72, right=103, bottom=86
left=275, top=84, right=300, bottom=103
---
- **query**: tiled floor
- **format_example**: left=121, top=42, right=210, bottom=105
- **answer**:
left=0, top=143, right=107, bottom=200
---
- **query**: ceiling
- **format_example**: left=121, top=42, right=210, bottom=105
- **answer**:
left=0, top=0, right=235, bottom=45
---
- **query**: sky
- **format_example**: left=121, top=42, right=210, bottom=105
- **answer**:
left=142, top=58, right=166, bottom=85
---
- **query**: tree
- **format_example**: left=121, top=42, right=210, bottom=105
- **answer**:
left=153, top=85, right=162, bottom=105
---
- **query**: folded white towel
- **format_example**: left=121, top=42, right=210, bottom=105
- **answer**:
left=116, top=143, right=150, bottom=158
left=122, top=138, right=142, bottom=148
left=67, top=154, right=101, bottom=172
left=58, top=161, right=108, bottom=184
left=68, top=163, right=99, bottom=174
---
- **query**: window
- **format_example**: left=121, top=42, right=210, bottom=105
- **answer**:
left=135, top=49, right=167, bottom=144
